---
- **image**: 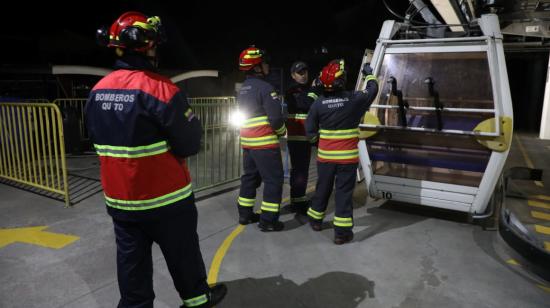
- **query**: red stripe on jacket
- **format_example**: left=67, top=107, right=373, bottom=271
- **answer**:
left=240, top=125, right=275, bottom=138
left=286, top=118, right=306, bottom=136
left=317, top=137, right=359, bottom=164
left=93, top=70, right=179, bottom=103
left=318, top=138, right=358, bottom=151
left=100, top=152, right=191, bottom=201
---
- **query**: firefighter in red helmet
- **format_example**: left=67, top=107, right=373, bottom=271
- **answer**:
left=306, top=59, right=379, bottom=245
left=87, top=12, right=226, bottom=308
left=236, top=46, right=286, bottom=231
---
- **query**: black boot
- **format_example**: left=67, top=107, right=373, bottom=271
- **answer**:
left=239, top=212, right=260, bottom=225
left=181, top=284, right=228, bottom=308
left=258, top=220, right=284, bottom=232
left=309, top=221, right=322, bottom=232
left=334, top=232, right=354, bottom=245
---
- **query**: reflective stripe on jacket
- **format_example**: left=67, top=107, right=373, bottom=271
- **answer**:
left=237, top=76, right=285, bottom=149
left=305, top=76, right=379, bottom=164
left=85, top=55, right=201, bottom=214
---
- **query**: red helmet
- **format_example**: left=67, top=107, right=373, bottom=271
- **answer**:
left=239, top=47, right=267, bottom=71
left=319, top=59, right=347, bottom=91
left=97, top=11, right=162, bottom=51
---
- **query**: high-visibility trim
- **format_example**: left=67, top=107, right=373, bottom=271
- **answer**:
left=105, top=183, right=192, bottom=211
left=287, top=114, right=308, bottom=120
left=318, top=149, right=359, bottom=160
left=238, top=196, right=255, bottom=207
left=310, top=135, right=318, bottom=143
left=240, top=135, right=279, bottom=147
left=291, top=196, right=308, bottom=203
left=243, top=116, right=270, bottom=128
left=261, top=201, right=280, bottom=213
left=183, top=294, right=208, bottom=307
left=243, top=54, right=262, bottom=59
left=307, top=208, right=325, bottom=220
left=287, top=136, right=309, bottom=141
left=319, top=128, right=359, bottom=139
left=333, top=216, right=353, bottom=227
left=184, top=108, right=193, bottom=118
left=275, top=125, right=287, bottom=135
left=307, top=92, right=318, bottom=100
left=94, top=141, right=169, bottom=158
left=365, top=75, right=378, bottom=83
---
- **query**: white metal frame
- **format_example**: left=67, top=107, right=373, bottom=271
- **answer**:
left=357, top=14, right=514, bottom=215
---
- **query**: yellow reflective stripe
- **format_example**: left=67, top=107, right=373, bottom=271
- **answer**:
left=287, top=136, right=309, bottom=141
left=184, top=108, right=193, bottom=118
left=243, top=116, right=270, bottom=128
left=318, top=149, right=359, bottom=160
left=238, top=196, right=255, bottom=207
left=261, top=201, right=280, bottom=212
left=291, top=196, right=308, bottom=203
left=94, top=141, right=169, bottom=158
left=183, top=294, right=208, bottom=307
left=319, top=128, right=359, bottom=139
left=310, top=135, right=318, bottom=143
left=333, top=216, right=353, bottom=227
left=365, top=75, right=378, bottom=83
left=240, top=135, right=279, bottom=146
left=105, top=183, right=192, bottom=211
left=307, top=208, right=324, bottom=220
left=307, top=92, right=318, bottom=100
left=243, top=54, right=262, bottom=59
left=275, top=125, right=286, bottom=135
left=287, top=114, right=308, bottom=120
left=132, top=21, right=155, bottom=31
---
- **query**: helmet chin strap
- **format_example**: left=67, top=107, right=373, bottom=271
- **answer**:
left=252, top=64, right=267, bottom=77
left=146, top=47, right=159, bottom=68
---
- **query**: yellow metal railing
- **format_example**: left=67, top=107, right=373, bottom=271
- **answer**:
left=0, top=102, right=70, bottom=206
left=53, top=98, right=89, bottom=141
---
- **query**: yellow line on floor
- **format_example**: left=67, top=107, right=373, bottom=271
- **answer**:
left=506, top=259, right=519, bottom=266
left=532, top=195, right=550, bottom=202
left=532, top=211, right=550, bottom=221
left=207, top=224, right=245, bottom=286
left=535, top=225, right=550, bottom=235
left=207, top=184, right=316, bottom=285
left=515, top=136, right=543, bottom=187
left=528, top=200, right=550, bottom=210
left=538, top=284, right=550, bottom=293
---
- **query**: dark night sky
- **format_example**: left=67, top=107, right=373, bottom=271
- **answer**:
left=4, top=0, right=409, bottom=74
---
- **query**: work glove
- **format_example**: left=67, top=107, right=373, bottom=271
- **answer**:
left=310, top=77, right=324, bottom=95
left=361, top=63, right=373, bottom=76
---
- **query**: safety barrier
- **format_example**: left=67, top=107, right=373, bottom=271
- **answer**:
left=55, top=97, right=243, bottom=191
left=0, top=102, right=70, bottom=206
left=187, top=97, right=242, bottom=191
left=53, top=98, right=89, bottom=142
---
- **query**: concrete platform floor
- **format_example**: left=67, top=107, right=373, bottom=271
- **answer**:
left=2, top=133, right=550, bottom=307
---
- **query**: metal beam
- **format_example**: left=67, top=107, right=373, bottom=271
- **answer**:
left=170, top=70, right=219, bottom=83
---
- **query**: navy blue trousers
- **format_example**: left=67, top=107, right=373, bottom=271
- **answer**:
left=238, top=148, right=284, bottom=222
left=309, top=162, right=357, bottom=236
left=113, top=204, right=208, bottom=308
left=287, top=141, right=312, bottom=204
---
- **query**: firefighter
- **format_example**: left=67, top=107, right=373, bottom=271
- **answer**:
left=86, top=12, right=226, bottom=308
left=284, top=61, right=318, bottom=214
left=305, top=59, right=378, bottom=245
left=237, top=46, right=286, bottom=232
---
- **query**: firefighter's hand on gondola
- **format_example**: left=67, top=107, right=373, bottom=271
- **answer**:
left=361, top=64, right=373, bottom=76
